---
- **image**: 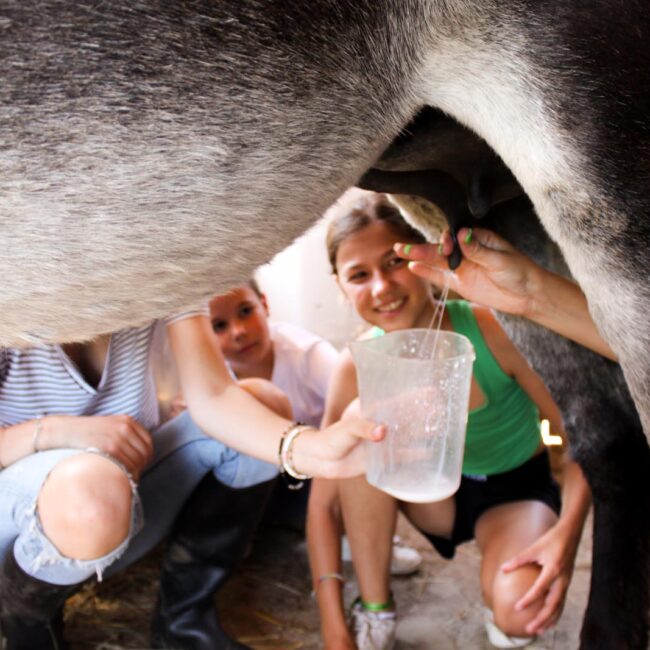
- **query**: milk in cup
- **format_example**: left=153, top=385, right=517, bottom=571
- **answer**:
left=351, top=329, right=474, bottom=503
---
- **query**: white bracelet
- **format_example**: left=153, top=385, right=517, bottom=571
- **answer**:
left=278, top=423, right=314, bottom=489
left=281, top=424, right=313, bottom=480
left=32, top=417, right=44, bottom=453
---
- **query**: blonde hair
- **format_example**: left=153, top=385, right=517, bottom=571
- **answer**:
left=326, top=193, right=425, bottom=274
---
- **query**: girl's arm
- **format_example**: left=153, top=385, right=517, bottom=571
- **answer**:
left=0, top=419, right=53, bottom=468
left=475, top=307, right=591, bottom=635
left=306, top=349, right=361, bottom=648
left=0, top=415, right=153, bottom=476
left=167, top=315, right=382, bottom=479
left=320, top=348, right=359, bottom=429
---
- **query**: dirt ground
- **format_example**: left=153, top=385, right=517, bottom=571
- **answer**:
left=64, top=509, right=594, bottom=650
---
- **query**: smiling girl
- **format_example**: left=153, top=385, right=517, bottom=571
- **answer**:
left=307, top=194, right=591, bottom=650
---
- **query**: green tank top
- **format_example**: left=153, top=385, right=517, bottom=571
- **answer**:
left=369, top=300, right=541, bottom=475
left=446, top=300, right=541, bottom=474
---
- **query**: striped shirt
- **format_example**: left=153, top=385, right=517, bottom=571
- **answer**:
left=0, top=308, right=207, bottom=431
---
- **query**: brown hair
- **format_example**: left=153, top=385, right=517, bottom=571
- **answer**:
left=326, top=193, right=426, bottom=274
left=248, top=278, right=263, bottom=298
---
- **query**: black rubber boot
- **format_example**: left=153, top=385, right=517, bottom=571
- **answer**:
left=0, top=551, right=72, bottom=650
left=151, top=473, right=275, bottom=650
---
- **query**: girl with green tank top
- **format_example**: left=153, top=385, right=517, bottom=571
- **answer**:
left=308, top=194, right=591, bottom=650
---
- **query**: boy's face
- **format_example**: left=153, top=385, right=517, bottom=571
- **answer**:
left=209, top=286, right=273, bottom=375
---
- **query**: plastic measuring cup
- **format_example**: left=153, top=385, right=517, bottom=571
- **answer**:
left=350, top=329, right=475, bottom=503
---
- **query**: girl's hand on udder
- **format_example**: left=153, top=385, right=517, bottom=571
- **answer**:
left=397, top=228, right=535, bottom=318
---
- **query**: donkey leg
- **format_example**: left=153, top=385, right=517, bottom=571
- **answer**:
left=578, top=430, right=650, bottom=650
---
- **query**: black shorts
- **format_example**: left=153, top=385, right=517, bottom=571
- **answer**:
left=421, top=451, right=561, bottom=559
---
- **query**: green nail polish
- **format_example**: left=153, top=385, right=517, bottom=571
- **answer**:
left=403, top=244, right=412, bottom=255
left=437, top=242, right=443, bottom=254
left=464, top=228, right=473, bottom=244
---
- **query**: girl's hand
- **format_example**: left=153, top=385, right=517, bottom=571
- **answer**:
left=397, top=228, right=617, bottom=360
left=294, top=407, right=385, bottom=479
left=396, top=228, right=539, bottom=318
left=500, top=522, right=580, bottom=636
left=46, top=415, right=153, bottom=478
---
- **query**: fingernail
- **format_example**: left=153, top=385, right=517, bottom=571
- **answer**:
left=464, top=228, right=473, bottom=244
left=403, top=244, right=412, bottom=255
left=437, top=242, right=443, bottom=254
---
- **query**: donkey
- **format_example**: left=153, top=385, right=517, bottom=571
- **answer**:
left=360, top=106, right=650, bottom=649
left=0, top=1, right=648, bottom=647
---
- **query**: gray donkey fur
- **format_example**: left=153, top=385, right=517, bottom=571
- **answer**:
left=1, top=1, right=648, bottom=432
left=1, top=3, right=649, bottom=647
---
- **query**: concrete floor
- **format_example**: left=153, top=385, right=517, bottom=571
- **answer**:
left=64, top=510, right=594, bottom=649
left=219, top=512, right=594, bottom=650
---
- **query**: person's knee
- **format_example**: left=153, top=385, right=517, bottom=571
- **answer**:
left=238, top=377, right=293, bottom=419
left=38, top=454, right=133, bottom=561
left=490, top=565, right=542, bottom=638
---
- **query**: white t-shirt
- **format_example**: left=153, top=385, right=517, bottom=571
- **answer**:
left=269, top=322, right=338, bottom=428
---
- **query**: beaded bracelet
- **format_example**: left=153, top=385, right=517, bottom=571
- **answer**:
left=0, top=427, right=5, bottom=469
left=32, top=417, right=44, bottom=453
left=278, top=422, right=313, bottom=490
left=311, top=572, right=345, bottom=597
left=318, top=572, right=345, bottom=586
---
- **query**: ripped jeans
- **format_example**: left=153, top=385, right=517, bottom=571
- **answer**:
left=0, top=410, right=277, bottom=586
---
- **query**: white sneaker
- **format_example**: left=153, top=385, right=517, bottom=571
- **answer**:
left=350, top=599, right=397, bottom=650
left=390, top=535, right=422, bottom=576
left=341, top=535, right=422, bottom=576
left=484, top=608, right=535, bottom=648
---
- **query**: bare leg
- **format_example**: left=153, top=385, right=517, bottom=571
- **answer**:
left=307, top=479, right=354, bottom=649
left=38, top=453, right=133, bottom=561
left=400, top=497, right=455, bottom=540
left=475, top=501, right=557, bottom=637
left=0, top=452, right=133, bottom=648
left=338, top=476, right=397, bottom=604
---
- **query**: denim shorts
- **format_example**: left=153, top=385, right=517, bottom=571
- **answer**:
left=0, top=410, right=278, bottom=585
